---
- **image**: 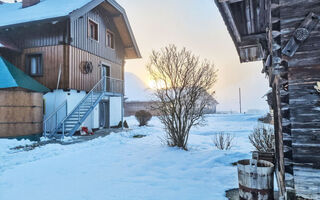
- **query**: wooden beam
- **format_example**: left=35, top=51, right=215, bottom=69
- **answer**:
left=220, top=2, right=242, bottom=43
left=218, top=0, right=243, bottom=3
left=242, top=32, right=266, bottom=41
left=244, top=0, right=254, bottom=34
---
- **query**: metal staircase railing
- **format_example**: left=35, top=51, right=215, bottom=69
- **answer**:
left=43, top=100, right=67, bottom=138
left=45, top=76, right=123, bottom=138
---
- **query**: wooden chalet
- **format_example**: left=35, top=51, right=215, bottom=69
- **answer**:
left=0, top=0, right=140, bottom=138
left=215, top=0, right=320, bottom=199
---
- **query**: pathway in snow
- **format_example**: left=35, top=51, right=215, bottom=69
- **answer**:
left=0, top=114, right=259, bottom=200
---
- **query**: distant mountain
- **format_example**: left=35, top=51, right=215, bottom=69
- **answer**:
left=125, top=72, right=153, bottom=101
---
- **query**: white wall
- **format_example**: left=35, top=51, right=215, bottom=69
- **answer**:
left=44, top=90, right=100, bottom=131
left=109, top=97, right=122, bottom=127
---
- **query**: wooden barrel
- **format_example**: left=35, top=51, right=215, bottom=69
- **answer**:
left=254, top=151, right=275, bottom=165
left=0, top=90, right=43, bottom=138
left=237, top=159, right=274, bottom=200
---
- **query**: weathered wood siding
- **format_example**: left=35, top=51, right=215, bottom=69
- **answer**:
left=68, top=45, right=123, bottom=92
left=279, top=0, right=320, bottom=199
left=229, top=0, right=269, bottom=36
left=215, top=0, right=320, bottom=198
left=70, top=6, right=125, bottom=66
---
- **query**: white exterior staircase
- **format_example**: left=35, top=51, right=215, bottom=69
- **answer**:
left=43, top=76, right=123, bottom=138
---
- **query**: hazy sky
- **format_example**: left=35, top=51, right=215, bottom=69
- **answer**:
left=117, top=0, right=269, bottom=112
left=2, top=0, right=270, bottom=112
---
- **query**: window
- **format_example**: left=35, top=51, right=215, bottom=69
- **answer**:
left=88, top=19, right=98, bottom=41
left=26, top=54, right=43, bottom=76
left=106, top=30, right=115, bottom=49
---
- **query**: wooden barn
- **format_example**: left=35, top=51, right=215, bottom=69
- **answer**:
left=0, top=0, right=140, bottom=138
left=215, top=0, right=320, bottom=199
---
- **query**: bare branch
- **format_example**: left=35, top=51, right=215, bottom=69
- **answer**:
left=147, top=45, right=218, bottom=150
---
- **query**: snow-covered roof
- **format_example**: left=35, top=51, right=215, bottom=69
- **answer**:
left=0, top=0, right=141, bottom=58
left=0, top=0, right=92, bottom=27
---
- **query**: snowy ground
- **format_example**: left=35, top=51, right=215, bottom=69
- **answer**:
left=0, top=114, right=261, bottom=200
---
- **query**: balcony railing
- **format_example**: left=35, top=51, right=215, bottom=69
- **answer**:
left=105, top=77, right=124, bottom=94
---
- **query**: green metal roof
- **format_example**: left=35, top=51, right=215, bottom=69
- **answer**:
left=0, top=57, right=50, bottom=93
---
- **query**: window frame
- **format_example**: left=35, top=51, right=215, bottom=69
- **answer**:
left=88, top=18, right=99, bottom=42
left=106, top=30, right=115, bottom=49
left=25, top=53, right=43, bottom=77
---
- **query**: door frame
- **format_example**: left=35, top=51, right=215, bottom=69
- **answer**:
left=100, top=62, right=111, bottom=78
left=101, top=62, right=111, bottom=92
left=99, top=99, right=110, bottom=129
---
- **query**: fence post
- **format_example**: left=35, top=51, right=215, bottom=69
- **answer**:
left=62, top=123, right=65, bottom=139
left=55, top=113, right=57, bottom=129
left=121, top=95, right=124, bottom=129
left=91, top=92, right=93, bottom=106
left=44, top=122, right=47, bottom=137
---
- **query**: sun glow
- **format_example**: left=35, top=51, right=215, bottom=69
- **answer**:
left=148, top=79, right=167, bottom=90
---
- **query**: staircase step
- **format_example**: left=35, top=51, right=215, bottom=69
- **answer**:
left=65, top=121, right=78, bottom=125
left=80, top=105, right=92, bottom=108
left=68, top=117, right=83, bottom=120
left=82, top=102, right=98, bottom=106
left=71, top=112, right=87, bottom=115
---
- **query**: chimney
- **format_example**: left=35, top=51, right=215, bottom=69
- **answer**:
left=22, top=0, right=40, bottom=8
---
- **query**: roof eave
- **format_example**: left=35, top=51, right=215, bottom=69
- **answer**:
left=215, top=0, right=264, bottom=63
left=0, top=16, right=68, bottom=30
left=108, top=0, right=141, bottom=59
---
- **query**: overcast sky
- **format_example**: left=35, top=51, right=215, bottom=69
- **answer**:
left=2, top=0, right=270, bottom=112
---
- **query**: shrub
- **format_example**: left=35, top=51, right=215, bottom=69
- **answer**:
left=212, top=132, right=234, bottom=150
left=249, top=124, right=275, bottom=152
left=135, top=110, right=152, bottom=126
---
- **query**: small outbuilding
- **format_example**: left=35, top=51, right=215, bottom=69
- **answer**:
left=0, top=56, right=49, bottom=138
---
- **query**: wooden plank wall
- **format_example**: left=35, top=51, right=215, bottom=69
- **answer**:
left=0, top=21, right=67, bottom=50
left=6, top=45, right=68, bottom=90
left=229, top=0, right=268, bottom=36
left=14, top=22, right=66, bottom=49
left=279, top=0, right=320, bottom=199
left=70, top=6, right=125, bottom=66
left=68, top=45, right=123, bottom=92
left=5, top=45, right=123, bottom=92
left=3, top=44, right=123, bottom=93
left=0, top=90, right=43, bottom=137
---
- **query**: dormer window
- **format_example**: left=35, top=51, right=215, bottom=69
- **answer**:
left=88, top=19, right=99, bottom=41
left=106, top=30, right=115, bottom=49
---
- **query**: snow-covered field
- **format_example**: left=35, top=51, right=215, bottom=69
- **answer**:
left=0, top=114, right=260, bottom=200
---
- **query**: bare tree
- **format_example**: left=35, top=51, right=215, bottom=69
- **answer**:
left=147, top=45, right=217, bottom=150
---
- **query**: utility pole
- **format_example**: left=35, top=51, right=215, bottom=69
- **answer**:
left=239, top=88, right=242, bottom=114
